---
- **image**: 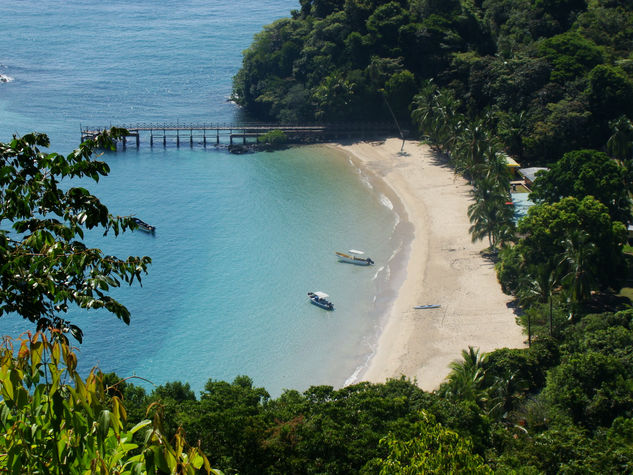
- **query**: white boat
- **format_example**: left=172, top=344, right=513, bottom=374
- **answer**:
left=335, top=249, right=374, bottom=266
left=308, top=291, right=334, bottom=310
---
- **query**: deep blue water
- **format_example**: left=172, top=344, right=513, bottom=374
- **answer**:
left=0, top=1, right=404, bottom=395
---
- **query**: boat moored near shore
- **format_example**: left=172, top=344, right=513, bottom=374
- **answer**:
left=308, top=291, right=334, bottom=310
left=336, top=249, right=374, bottom=266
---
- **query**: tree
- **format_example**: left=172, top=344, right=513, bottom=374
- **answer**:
left=372, top=412, right=493, bottom=474
left=607, top=115, right=633, bottom=163
left=498, top=196, right=627, bottom=307
left=0, top=331, right=216, bottom=474
left=537, top=31, right=603, bottom=84
left=586, top=64, right=633, bottom=123
left=439, top=347, right=490, bottom=407
left=153, top=381, right=197, bottom=403
left=558, top=230, right=598, bottom=317
left=530, top=149, right=632, bottom=224
left=453, top=118, right=489, bottom=178
left=0, top=131, right=151, bottom=340
left=518, top=264, right=559, bottom=338
left=497, top=110, right=529, bottom=161
left=411, top=81, right=439, bottom=138
left=385, top=69, right=417, bottom=120
left=467, top=175, right=514, bottom=249
left=543, top=351, right=633, bottom=428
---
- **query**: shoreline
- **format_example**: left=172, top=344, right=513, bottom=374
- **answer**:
left=332, top=138, right=526, bottom=391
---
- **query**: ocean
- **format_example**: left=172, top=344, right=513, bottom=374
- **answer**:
left=0, top=0, right=406, bottom=395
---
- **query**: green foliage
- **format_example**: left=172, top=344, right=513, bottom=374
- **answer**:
left=0, top=130, right=151, bottom=339
left=233, top=0, right=486, bottom=122
left=534, top=0, right=587, bottom=29
left=586, top=64, right=633, bottom=124
left=0, top=332, right=216, bottom=474
left=607, top=115, right=633, bottom=162
left=257, top=129, right=288, bottom=146
left=530, top=149, right=632, bottom=224
left=498, top=196, right=627, bottom=308
left=538, top=31, right=604, bottom=84
left=543, top=351, right=633, bottom=428
left=153, top=381, right=197, bottom=403
left=372, top=412, right=493, bottom=473
left=234, top=0, right=633, bottom=165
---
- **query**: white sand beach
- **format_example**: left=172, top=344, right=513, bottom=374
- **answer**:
left=333, top=138, right=526, bottom=391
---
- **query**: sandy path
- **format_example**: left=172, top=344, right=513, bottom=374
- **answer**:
left=333, top=138, right=525, bottom=391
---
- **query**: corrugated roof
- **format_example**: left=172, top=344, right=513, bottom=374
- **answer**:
left=519, top=167, right=549, bottom=183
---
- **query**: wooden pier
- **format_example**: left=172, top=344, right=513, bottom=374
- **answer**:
left=80, top=122, right=401, bottom=149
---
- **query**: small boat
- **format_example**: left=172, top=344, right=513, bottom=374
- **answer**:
left=132, top=217, right=156, bottom=233
left=308, top=291, right=334, bottom=310
left=335, top=249, right=374, bottom=266
left=414, top=304, right=441, bottom=309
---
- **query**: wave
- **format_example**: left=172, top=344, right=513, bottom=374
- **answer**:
left=372, top=265, right=385, bottom=281
left=344, top=338, right=377, bottom=386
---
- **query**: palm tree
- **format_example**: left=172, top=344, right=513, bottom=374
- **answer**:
left=481, top=142, right=511, bottom=190
left=411, top=80, right=437, bottom=138
left=468, top=176, right=513, bottom=250
left=487, top=369, right=529, bottom=419
left=607, top=115, right=633, bottom=163
left=518, top=265, right=559, bottom=339
left=497, top=110, right=529, bottom=161
left=558, top=231, right=598, bottom=319
left=439, top=347, right=489, bottom=407
left=432, top=89, right=463, bottom=154
left=453, top=119, right=489, bottom=180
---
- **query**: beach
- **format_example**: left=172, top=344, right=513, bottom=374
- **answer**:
left=334, top=138, right=526, bottom=391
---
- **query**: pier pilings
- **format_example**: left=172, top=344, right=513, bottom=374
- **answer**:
left=80, top=122, right=403, bottom=149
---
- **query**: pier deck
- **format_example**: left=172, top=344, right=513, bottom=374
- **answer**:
left=80, top=122, right=401, bottom=148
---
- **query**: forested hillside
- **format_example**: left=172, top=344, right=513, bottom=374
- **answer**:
left=233, top=0, right=633, bottom=164
left=3, top=0, right=633, bottom=472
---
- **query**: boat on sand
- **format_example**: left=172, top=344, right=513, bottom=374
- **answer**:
left=308, top=291, right=334, bottom=310
left=335, top=249, right=374, bottom=266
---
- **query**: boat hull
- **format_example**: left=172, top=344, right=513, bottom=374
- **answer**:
left=310, top=299, right=334, bottom=310
left=335, top=252, right=373, bottom=266
left=133, top=218, right=156, bottom=233
left=308, top=292, right=334, bottom=310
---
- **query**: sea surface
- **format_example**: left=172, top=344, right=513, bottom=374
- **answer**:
left=0, top=1, right=406, bottom=395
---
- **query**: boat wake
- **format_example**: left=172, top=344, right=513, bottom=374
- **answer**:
left=0, top=74, right=14, bottom=83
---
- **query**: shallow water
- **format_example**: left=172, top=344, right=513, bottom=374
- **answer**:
left=0, top=1, right=405, bottom=395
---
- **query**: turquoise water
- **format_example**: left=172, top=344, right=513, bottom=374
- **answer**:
left=0, top=1, right=405, bottom=395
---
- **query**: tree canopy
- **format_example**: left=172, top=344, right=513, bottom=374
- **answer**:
left=234, top=0, right=633, bottom=164
left=530, top=149, right=633, bottom=224
left=0, top=130, right=150, bottom=341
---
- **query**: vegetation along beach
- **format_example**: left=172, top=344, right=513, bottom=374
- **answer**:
left=3, top=0, right=633, bottom=472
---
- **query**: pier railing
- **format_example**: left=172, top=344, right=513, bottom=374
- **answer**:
left=80, top=122, right=402, bottom=148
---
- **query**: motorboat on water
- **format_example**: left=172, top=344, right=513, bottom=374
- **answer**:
left=308, top=291, right=334, bottom=310
left=335, top=249, right=374, bottom=266
left=132, top=217, right=156, bottom=233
